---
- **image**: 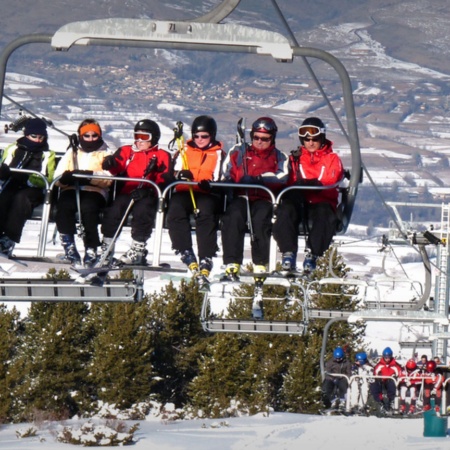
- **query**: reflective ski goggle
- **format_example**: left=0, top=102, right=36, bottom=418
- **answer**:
left=298, top=125, right=325, bottom=138
left=134, top=132, right=152, bottom=142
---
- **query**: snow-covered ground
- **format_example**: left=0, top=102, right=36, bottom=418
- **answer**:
left=1, top=409, right=448, bottom=449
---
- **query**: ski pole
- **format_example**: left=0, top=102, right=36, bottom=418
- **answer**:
left=237, top=117, right=255, bottom=241
left=172, top=121, right=199, bottom=217
left=69, top=134, right=85, bottom=239
left=96, top=156, right=157, bottom=268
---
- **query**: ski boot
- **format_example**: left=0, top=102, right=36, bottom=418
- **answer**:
left=195, top=257, right=213, bottom=291
left=221, top=263, right=240, bottom=282
left=83, top=247, right=98, bottom=268
left=303, top=253, right=317, bottom=273
left=120, top=239, right=147, bottom=265
left=60, top=234, right=82, bottom=266
left=180, top=248, right=199, bottom=275
left=281, top=251, right=296, bottom=272
left=0, top=235, right=15, bottom=258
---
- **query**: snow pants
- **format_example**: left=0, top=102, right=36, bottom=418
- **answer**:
left=272, top=192, right=337, bottom=257
left=221, top=197, right=273, bottom=266
left=101, top=193, right=157, bottom=243
left=56, top=189, right=106, bottom=249
left=166, top=191, right=221, bottom=260
left=322, top=377, right=349, bottom=408
left=0, top=184, right=44, bottom=243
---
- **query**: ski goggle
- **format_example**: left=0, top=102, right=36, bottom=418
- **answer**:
left=298, top=125, right=325, bottom=138
left=134, top=132, right=152, bottom=142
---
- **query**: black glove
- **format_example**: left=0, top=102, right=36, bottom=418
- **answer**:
left=296, top=178, right=322, bottom=186
left=60, top=170, right=93, bottom=186
left=0, top=163, right=11, bottom=181
left=130, top=188, right=151, bottom=201
left=59, top=170, right=76, bottom=185
left=198, top=179, right=212, bottom=192
left=240, top=175, right=261, bottom=184
left=102, top=155, right=119, bottom=171
left=161, top=172, right=176, bottom=184
left=177, top=170, right=193, bottom=181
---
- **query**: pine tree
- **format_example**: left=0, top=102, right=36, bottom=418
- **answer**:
left=8, top=301, right=93, bottom=420
left=88, top=299, right=156, bottom=409
left=0, top=304, right=21, bottom=421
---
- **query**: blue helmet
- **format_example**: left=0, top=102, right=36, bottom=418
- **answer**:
left=333, top=347, right=345, bottom=360
left=355, top=352, right=368, bottom=364
left=382, top=347, right=393, bottom=358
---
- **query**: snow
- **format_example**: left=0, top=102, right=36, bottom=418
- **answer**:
left=1, top=410, right=448, bottom=449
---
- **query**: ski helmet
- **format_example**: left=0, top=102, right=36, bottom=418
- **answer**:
left=298, top=117, right=326, bottom=146
left=382, top=347, right=393, bottom=358
left=426, top=361, right=437, bottom=373
left=134, top=119, right=161, bottom=146
left=355, top=352, right=368, bottom=364
left=250, top=117, right=277, bottom=143
left=405, top=359, right=417, bottom=371
left=333, top=347, right=344, bottom=360
left=191, top=115, right=217, bottom=141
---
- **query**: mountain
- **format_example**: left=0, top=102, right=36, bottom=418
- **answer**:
left=2, top=0, right=450, bottom=227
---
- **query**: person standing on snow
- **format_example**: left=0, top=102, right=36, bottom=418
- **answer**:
left=272, top=117, right=344, bottom=273
left=100, top=119, right=172, bottom=266
left=0, top=118, right=56, bottom=256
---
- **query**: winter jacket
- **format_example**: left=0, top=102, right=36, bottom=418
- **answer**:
left=422, top=371, right=444, bottom=390
left=107, top=144, right=172, bottom=195
left=288, top=139, right=344, bottom=210
left=173, top=139, right=225, bottom=193
left=373, top=358, right=402, bottom=379
left=55, top=142, right=112, bottom=200
left=324, top=357, right=352, bottom=381
left=222, top=143, right=288, bottom=201
left=2, top=137, right=56, bottom=189
left=398, top=368, right=423, bottom=387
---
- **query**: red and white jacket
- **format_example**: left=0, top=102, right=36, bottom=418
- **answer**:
left=288, top=139, right=344, bottom=211
left=107, top=144, right=172, bottom=195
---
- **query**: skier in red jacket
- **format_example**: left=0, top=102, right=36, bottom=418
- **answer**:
left=272, top=117, right=344, bottom=273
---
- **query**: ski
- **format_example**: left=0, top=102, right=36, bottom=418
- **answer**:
left=0, top=252, right=28, bottom=267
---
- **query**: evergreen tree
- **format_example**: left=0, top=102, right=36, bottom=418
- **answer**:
left=88, top=299, right=156, bottom=409
left=0, top=304, right=21, bottom=421
left=8, top=301, right=93, bottom=420
left=147, top=279, right=210, bottom=406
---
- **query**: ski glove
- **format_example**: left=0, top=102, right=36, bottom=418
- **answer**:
left=177, top=170, right=193, bottom=181
left=102, top=155, right=119, bottom=171
left=198, top=179, right=212, bottom=192
left=60, top=170, right=93, bottom=186
left=240, top=175, right=262, bottom=185
left=161, top=172, right=176, bottom=184
left=130, top=188, right=152, bottom=202
left=431, top=388, right=437, bottom=396
left=296, top=178, right=322, bottom=186
left=0, top=163, right=10, bottom=181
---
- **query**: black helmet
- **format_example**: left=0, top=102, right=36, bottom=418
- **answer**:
left=134, top=119, right=161, bottom=146
left=298, top=117, right=326, bottom=146
left=191, top=115, right=217, bottom=140
left=250, top=117, right=277, bottom=143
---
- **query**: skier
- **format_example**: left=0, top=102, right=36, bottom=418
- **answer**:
left=272, top=117, right=344, bottom=273
left=370, top=347, right=402, bottom=414
left=422, top=360, right=444, bottom=412
left=398, top=359, right=422, bottom=415
left=166, top=115, right=225, bottom=286
left=350, top=351, right=374, bottom=414
left=322, top=347, right=352, bottom=412
left=100, top=119, right=172, bottom=265
left=54, top=118, right=112, bottom=267
left=0, top=118, right=56, bottom=256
